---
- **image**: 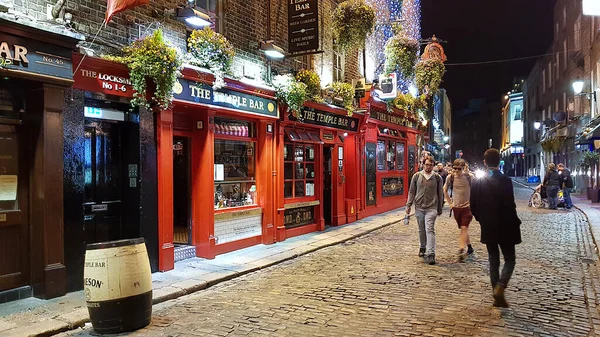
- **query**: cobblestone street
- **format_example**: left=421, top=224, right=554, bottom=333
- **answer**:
left=61, top=186, right=600, bottom=337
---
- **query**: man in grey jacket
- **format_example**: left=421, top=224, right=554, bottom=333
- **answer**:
left=406, top=156, right=444, bottom=265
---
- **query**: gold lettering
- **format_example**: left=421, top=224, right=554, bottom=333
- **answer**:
left=0, top=42, right=11, bottom=59
left=13, top=45, right=28, bottom=63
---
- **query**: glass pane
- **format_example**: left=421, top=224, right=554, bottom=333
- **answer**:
left=305, top=145, right=315, bottom=162
left=306, top=163, right=315, bottom=179
left=377, top=141, right=386, bottom=171
left=0, top=125, right=18, bottom=211
left=284, top=143, right=294, bottom=161
left=396, top=143, right=405, bottom=171
left=295, top=181, right=305, bottom=197
left=84, top=127, right=94, bottom=203
left=214, top=140, right=255, bottom=181
left=294, top=146, right=304, bottom=162
left=305, top=180, right=315, bottom=196
left=387, top=141, right=396, bottom=170
left=284, top=182, right=293, bottom=198
left=295, top=163, right=304, bottom=180
left=284, top=163, right=293, bottom=180
left=214, top=181, right=257, bottom=209
left=214, top=117, right=254, bottom=137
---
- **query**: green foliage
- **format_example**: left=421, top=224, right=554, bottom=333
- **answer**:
left=103, top=30, right=181, bottom=110
left=384, top=26, right=419, bottom=80
left=296, top=69, right=322, bottom=102
left=541, top=137, right=566, bottom=154
left=330, top=82, right=355, bottom=116
left=187, top=27, right=235, bottom=89
left=332, top=0, right=376, bottom=50
left=415, top=59, right=445, bottom=96
left=582, top=151, right=599, bottom=168
left=272, top=74, right=308, bottom=119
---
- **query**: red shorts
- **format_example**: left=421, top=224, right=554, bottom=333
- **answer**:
left=453, top=207, right=473, bottom=228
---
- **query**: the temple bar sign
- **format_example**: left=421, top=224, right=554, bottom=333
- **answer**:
left=288, top=0, right=319, bottom=54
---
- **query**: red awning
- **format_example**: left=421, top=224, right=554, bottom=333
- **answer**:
left=285, top=128, right=323, bottom=144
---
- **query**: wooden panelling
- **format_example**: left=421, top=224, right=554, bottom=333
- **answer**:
left=0, top=225, right=25, bottom=290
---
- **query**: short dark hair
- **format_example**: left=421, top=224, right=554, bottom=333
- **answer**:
left=484, top=148, right=501, bottom=168
left=424, top=156, right=435, bottom=165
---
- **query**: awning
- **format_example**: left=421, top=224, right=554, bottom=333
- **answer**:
left=377, top=126, right=407, bottom=138
left=284, top=128, right=323, bottom=144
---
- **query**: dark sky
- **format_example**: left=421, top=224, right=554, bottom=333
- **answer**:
left=421, top=0, right=555, bottom=110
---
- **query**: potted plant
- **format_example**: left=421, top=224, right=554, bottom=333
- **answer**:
left=187, top=27, right=235, bottom=89
left=415, top=58, right=445, bottom=96
left=104, top=29, right=182, bottom=110
left=328, top=82, right=355, bottom=116
left=296, top=69, right=323, bottom=102
left=332, top=0, right=376, bottom=50
left=384, top=24, right=420, bottom=80
left=272, top=74, right=308, bottom=120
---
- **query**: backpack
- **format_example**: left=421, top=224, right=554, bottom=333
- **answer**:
left=447, top=173, right=472, bottom=198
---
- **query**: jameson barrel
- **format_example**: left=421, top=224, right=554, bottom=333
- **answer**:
left=84, top=238, right=152, bottom=334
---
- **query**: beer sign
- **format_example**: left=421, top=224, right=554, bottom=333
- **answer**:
left=288, top=0, right=319, bottom=54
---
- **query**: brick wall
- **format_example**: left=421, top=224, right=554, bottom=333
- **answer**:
left=11, top=0, right=360, bottom=85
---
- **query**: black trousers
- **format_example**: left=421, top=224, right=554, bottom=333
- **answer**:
left=486, top=244, right=516, bottom=288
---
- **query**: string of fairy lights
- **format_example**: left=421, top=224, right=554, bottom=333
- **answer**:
left=365, top=0, right=421, bottom=93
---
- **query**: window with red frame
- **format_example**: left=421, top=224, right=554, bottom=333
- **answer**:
left=284, top=142, right=316, bottom=198
left=377, top=139, right=406, bottom=171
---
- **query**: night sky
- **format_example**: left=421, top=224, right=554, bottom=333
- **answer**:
left=421, top=0, right=555, bottom=111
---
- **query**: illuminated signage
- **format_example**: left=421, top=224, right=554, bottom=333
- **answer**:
left=84, top=106, right=125, bottom=121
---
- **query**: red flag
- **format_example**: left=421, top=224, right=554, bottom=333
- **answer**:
left=105, top=0, right=149, bottom=24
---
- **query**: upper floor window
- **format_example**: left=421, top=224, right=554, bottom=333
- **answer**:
left=333, top=40, right=345, bottom=82
left=194, top=0, right=221, bottom=32
left=293, top=54, right=313, bottom=72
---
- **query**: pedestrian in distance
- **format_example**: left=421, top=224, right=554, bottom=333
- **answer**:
left=406, top=156, right=444, bottom=265
left=437, top=162, right=448, bottom=184
left=443, top=159, right=474, bottom=261
left=557, top=163, right=573, bottom=209
left=543, top=163, right=561, bottom=210
left=470, top=148, right=522, bottom=308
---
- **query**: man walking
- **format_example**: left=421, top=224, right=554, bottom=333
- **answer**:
left=558, top=163, right=573, bottom=209
left=443, top=159, right=474, bottom=261
left=470, top=148, right=521, bottom=307
left=406, top=156, right=444, bottom=265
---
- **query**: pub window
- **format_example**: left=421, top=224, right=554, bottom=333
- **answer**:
left=284, top=142, right=316, bottom=198
left=378, top=139, right=406, bottom=171
left=0, top=125, right=18, bottom=211
left=293, top=54, right=314, bottom=72
left=333, top=40, right=345, bottom=82
left=396, top=143, right=405, bottom=171
left=194, top=0, right=222, bottom=33
left=377, top=141, right=386, bottom=171
left=214, top=117, right=257, bottom=209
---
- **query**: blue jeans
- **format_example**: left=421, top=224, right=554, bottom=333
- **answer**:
left=416, top=208, right=438, bottom=256
left=563, top=187, right=572, bottom=208
left=547, top=186, right=559, bottom=209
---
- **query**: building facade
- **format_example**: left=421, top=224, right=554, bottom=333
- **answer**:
left=501, top=79, right=525, bottom=177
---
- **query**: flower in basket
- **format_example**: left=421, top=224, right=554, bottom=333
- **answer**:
left=296, top=69, right=323, bottom=103
left=329, top=82, right=355, bottom=116
left=272, top=74, right=308, bottom=120
left=103, top=29, right=182, bottom=110
left=415, top=59, right=445, bottom=96
left=187, top=27, right=235, bottom=90
left=332, top=0, right=376, bottom=50
left=384, top=24, right=420, bottom=80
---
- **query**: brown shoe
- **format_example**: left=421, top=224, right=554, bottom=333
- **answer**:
left=493, top=284, right=509, bottom=307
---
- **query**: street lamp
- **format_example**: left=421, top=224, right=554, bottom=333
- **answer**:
left=572, top=80, right=585, bottom=95
left=443, top=135, right=449, bottom=142
left=572, top=80, right=597, bottom=113
left=260, top=40, right=285, bottom=59
left=533, top=121, right=541, bottom=130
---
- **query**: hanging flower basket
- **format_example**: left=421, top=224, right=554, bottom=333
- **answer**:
left=187, top=27, right=235, bottom=89
left=415, top=59, right=445, bottom=96
left=332, top=0, right=376, bottom=50
left=296, top=69, right=323, bottom=103
left=272, top=74, right=308, bottom=120
left=103, top=29, right=182, bottom=110
left=328, top=82, right=355, bottom=116
left=384, top=26, right=419, bottom=80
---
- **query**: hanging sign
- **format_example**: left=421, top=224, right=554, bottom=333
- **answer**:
left=288, top=0, right=319, bottom=54
left=290, top=107, right=359, bottom=131
left=72, top=54, right=134, bottom=98
left=376, top=73, right=397, bottom=100
left=173, top=79, right=278, bottom=118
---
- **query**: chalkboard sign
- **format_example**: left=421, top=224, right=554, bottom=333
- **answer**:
left=382, top=177, right=403, bottom=197
left=366, top=142, right=377, bottom=205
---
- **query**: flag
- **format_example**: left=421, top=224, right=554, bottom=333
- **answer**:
left=105, top=0, right=149, bottom=24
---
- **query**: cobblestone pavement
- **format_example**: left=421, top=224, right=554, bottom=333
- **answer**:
left=60, top=186, right=600, bottom=337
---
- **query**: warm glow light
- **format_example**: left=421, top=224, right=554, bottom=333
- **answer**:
left=184, top=16, right=211, bottom=27
left=504, top=95, right=509, bottom=99
left=533, top=121, right=542, bottom=130
left=583, top=0, right=600, bottom=15
left=573, top=80, right=585, bottom=95
left=264, top=50, right=285, bottom=58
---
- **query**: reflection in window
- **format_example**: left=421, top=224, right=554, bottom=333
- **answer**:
left=214, top=139, right=257, bottom=209
left=377, top=141, right=386, bottom=171
left=284, top=142, right=315, bottom=198
left=0, top=125, right=19, bottom=211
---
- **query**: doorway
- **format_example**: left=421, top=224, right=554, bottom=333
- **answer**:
left=173, top=136, right=192, bottom=245
left=83, top=121, right=123, bottom=245
left=323, top=145, right=333, bottom=226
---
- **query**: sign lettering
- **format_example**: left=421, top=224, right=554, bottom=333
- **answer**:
left=290, top=107, right=359, bottom=131
left=79, top=68, right=132, bottom=95
left=382, top=177, right=404, bottom=197
left=173, top=79, right=278, bottom=118
left=288, top=0, right=319, bottom=54
left=84, top=277, right=103, bottom=288
left=370, top=110, right=416, bottom=128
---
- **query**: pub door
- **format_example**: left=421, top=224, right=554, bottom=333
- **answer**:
left=323, top=145, right=333, bottom=226
left=83, top=121, right=124, bottom=245
left=173, top=136, right=192, bottom=246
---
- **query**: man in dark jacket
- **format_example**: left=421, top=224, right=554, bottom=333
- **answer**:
left=543, top=163, right=561, bottom=210
left=558, top=163, right=573, bottom=209
left=470, top=148, right=522, bottom=308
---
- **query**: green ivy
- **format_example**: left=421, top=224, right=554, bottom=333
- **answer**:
left=187, top=27, right=235, bottom=89
left=332, top=0, right=376, bottom=50
left=415, top=59, right=445, bottom=96
left=296, top=69, right=323, bottom=103
left=384, top=25, right=419, bottom=80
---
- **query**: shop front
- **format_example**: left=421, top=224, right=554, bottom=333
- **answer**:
left=0, top=19, right=81, bottom=302
left=156, top=68, right=278, bottom=270
left=276, top=101, right=361, bottom=241
left=63, top=54, right=158, bottom=292
left=359, top=99, right=421, bottom=219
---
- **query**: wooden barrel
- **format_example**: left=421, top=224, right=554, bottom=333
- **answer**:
left=84, top=238, right=152, bottom=334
